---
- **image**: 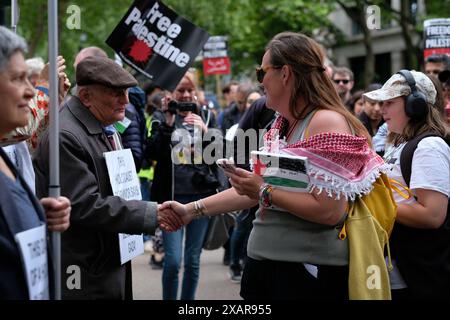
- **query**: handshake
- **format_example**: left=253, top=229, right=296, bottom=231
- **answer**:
left=156, top=201, right=198, bottom=232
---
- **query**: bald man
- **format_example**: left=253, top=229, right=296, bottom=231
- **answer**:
left=73, top=46, right=108, bottom=68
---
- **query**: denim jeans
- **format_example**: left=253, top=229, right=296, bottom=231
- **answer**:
left=162, top=193, right=212, bottom=300
left=140, top=178, right=151, bottom=201
left=140, top=178, right=151, bottom=242
left=229, top=209, right=254, bottom=268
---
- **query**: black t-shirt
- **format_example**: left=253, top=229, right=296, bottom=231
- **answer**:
left=232, top=96, right=275, bottom=170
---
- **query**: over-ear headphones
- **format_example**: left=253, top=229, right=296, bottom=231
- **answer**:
left=396, top=70, right=428, bottom=120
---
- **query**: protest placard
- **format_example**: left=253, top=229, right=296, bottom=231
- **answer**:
left=104, top=149, right=144, bottom=264
left=15, top=225, right=49, bottom=300
left=423, top=18, right=450, bottom=58
left=106, top=0, right=210, bottom=91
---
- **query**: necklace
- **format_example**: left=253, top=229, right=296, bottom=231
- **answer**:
left=285, top=118, right=300, bottom=141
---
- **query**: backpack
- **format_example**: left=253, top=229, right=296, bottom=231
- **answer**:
left=391, top=132, right=450, bottom=298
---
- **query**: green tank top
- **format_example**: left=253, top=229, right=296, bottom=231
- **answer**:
left=247, top=111, right=349, bottom=266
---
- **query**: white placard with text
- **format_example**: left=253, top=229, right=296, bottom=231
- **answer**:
left=14, top=224, right=49, bottom=300
left=104, top=149, right=144, bottom=264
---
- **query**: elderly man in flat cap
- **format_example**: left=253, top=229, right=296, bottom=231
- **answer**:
left=33, top=56, right=181, bottom=300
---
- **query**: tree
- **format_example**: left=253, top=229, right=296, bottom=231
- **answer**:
left=335, top=0, right=375, bottom=88
left=378, top=0, right=450, bottom=70
left=17, top=0, right=131, bottom=80
left=166, top=0, right=336, bottom=88
left=15, top=0, right=335, bottom=86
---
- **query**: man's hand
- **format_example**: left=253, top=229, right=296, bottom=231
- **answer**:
left=59, top=73, right=71, bottom=104
left=35, top=56, right=70, bottom=104
left=160, top=201, right=195, bottom=226
left=40, top=196, right=71, bottom=232
left=157, top=204, right=184, bottom=232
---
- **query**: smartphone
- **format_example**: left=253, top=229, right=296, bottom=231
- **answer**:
left=216, top=158, right=237, bottom=174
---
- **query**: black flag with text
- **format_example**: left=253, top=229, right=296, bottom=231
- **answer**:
left=106, top=0, right=210, bottom=91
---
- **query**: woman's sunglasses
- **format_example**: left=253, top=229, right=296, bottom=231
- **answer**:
left=256, top=65, right=281, bottom=83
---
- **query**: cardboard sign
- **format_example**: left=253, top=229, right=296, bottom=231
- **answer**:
left=106, top=0, right=210, bottom=91
left=203, top=57, right=231, bottom=76
left=423, top=18, right=450, bottom=58
left=14, top=224, right=49, bottom=300
left=104, top=149, right=144, bottom=264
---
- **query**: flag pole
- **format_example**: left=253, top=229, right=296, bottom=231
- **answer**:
left=11, top=0, right=18, bottom=33
left=48, top=0, right=61, bottom=300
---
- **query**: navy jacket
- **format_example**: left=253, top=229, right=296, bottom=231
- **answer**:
left=0, top=147, right=50, bottom=300
left=120, top=87, right=147, bottom=172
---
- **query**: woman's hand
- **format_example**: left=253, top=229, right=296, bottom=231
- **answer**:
left=157, top=203, right=184, bottom=232
left=160, top=201, right=195, bottom=226
left=40, top=196, right=71, bottom=232
left=226, top=168, right=264, bottom=200
left=163, top=111, right=176, bottom=127
left=183, top=113, right=208, bottom=133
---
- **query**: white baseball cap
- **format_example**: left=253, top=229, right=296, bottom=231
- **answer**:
left=363, top=70, right=436, bottom=105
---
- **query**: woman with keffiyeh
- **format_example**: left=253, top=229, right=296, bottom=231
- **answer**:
left=162, top=32, right=385, bottom=300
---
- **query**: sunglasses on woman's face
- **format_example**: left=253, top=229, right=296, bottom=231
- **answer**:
left=256, top=65, right=281, bottom=83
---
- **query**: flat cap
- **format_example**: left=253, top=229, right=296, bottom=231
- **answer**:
left=76, top=56, right=137, bottom=88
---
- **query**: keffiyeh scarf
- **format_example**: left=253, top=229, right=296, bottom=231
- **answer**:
left=264, top=115, right=387, bottom=200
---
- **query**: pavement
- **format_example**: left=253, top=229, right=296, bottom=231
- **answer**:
left=132, top=248, right=242, bottom=300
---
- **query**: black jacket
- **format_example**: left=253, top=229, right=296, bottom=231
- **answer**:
left=145, top=108, right=219, bottom=203
left=34, top=97, right=158, bottom=299
left=357, top=111, right=384, bottom=137
left=120, top=87, right=147, bottom=172
left=221, top=102, right=245, bottom=133
left=232, top=96, right=275, bottom=170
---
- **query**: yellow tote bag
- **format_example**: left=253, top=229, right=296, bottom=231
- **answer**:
left=342, top=173, right=397, bottom=300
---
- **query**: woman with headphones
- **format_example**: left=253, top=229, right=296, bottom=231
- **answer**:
left=363, top=70, right=450, bottom=299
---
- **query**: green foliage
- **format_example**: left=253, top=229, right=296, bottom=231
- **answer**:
left=15, top=0, right=334, bottom=84
left=166, top=0, right=335, bottom=81
left=17, top=0, right=131, bottom=81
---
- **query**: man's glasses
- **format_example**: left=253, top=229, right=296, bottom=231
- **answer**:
left=333, top=79, right=351, bottom=85
left=426, top=70, right=441, bottom=76
left=256, top=65, right=281, bottom=83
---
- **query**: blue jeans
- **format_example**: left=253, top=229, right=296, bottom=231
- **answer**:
left=140, top=178, right=151, bottom=201
left=140, top=178, right=151, bottom=242
left=230, top=209, right=254, bottom=268
left=162, top=193, right=212, bottom=300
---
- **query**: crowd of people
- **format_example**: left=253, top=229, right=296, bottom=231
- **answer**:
left=1, top=22, right=449, bottom=301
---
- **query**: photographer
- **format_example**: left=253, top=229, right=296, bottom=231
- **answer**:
left=145, top=71, right=219, bottom=300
